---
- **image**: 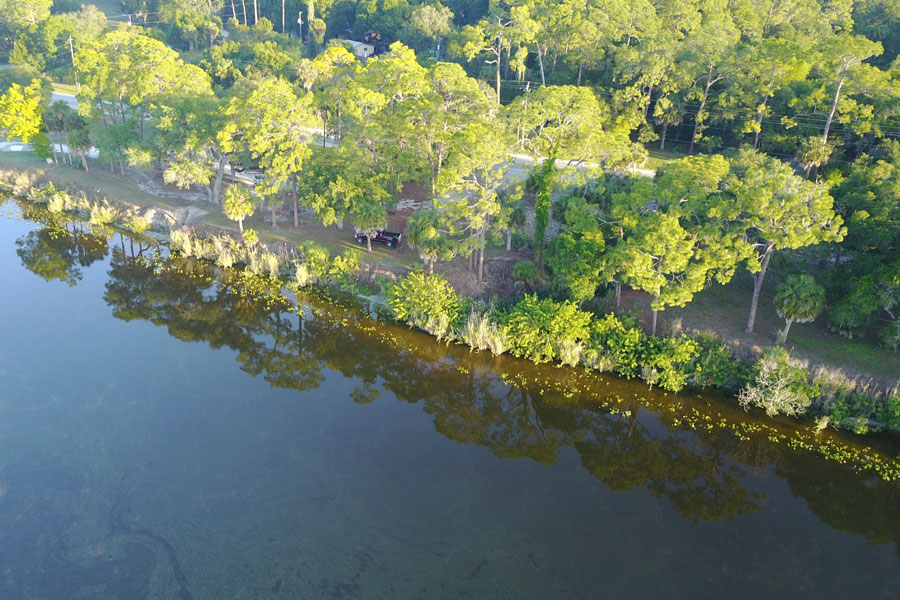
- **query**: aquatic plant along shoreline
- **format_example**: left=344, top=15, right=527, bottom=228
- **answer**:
left=1, top=172, right=898, bottom=442
left=5, top=194, right=900, bottom=489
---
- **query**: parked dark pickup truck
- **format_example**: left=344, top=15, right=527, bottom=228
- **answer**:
left=355, top=229, right=401, bottom=248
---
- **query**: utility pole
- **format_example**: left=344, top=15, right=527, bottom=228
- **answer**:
left=68, top=35, right=80, bottom=93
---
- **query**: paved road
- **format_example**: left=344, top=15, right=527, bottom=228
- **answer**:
left=50, top=92, right=78, bottom=109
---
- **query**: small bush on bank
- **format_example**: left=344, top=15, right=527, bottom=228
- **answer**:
left=387, top=272, right=461, bottom=341
left=811, top=366, right=900, bottom=433
left=295, top=241, right=360, bottom=288
left=459, top=307, right=509, bottom=355
left=582, top=313, right=646, bottom=378
left=502, top=294, right=591, bottom=365
left=739, top=348, right=816, bottom=417
left=641, top=335, right=699, bottom=392
left=691, top=334, right=753, bottom=392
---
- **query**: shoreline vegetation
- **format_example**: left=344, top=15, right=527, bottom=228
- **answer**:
left=3, top=171, right=900, bottom=483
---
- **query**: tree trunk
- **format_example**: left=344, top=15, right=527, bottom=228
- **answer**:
left=44, top=123, right=58, bottom=165
left=337, top=95, right=342, bottom=143
left=746, top=245, right=774, bottom=333
left=81, top=149, right=89, bottom=172
left=535, top=41, right=545, bottom=86
left=689, top=68, right=721, bottom=155
left=823, top=68, right=847, bottom=146
left=337, top=215, right=343, bottom=230
left=212, top=154, right=226, bottom=204
left=63, top=130, right=72, bottom=166
left=778, top=318, right=794, bottom=345
left=659, top=124, right=668, bottom=151
left=282, top=0, right=286, bottom=33
left=238, top=218, right=244, bottom=232
left=270, top=201, right=278, bottom=228
left=753, top=97, right=767, bottom=149
left=754, top=69, right=775, bottom=149
left=253, top=0, right=258, bottom=24
left=293, top=195, right=299, bottom=228
left=240, top=0, right=247, bottom=25
left=615, top=281, right=621, bottom=307
left=367, top=235, right=372, bottom=252
left=505, top=230, right=511, bottom=251
left=429, top=257, right=435, bottom=274
left=495, top=29, right=502, bottom=105
left=477, top=227, right=485, bottom=284
left=651, top=308, right=658, bottom=337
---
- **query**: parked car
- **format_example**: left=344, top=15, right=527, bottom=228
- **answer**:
left=355, top=228, right=401, bottom=248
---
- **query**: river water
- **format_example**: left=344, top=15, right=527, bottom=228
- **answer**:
left=1, top=199, right=898, bottom=599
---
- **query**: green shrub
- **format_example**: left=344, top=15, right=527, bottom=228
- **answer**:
left=387, top=272, right=461, bottom=341
left=641, top=335, right=700, bottom=392
left=827, top=277, right=879, bottom=338
left=512, top=260, right=539, bottom=287
left=297, top=241, right=359, bottom=288
left=874, top=394, right=900, bottom=430
left=503, top=295, right=591, bottom=364
left=692, top=335, right=752, bottom=391
left=583, top=313, right=646, bottom=378
left=739, top=348, right=816, bottom=417
left=878, top=321, right=900, bottom=352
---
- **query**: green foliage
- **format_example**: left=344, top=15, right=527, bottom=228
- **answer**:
left=739, top=348, right=815, bottom=418
left=405, top=209, right=457, bottom=272
left=223, top=185, right=255, bottom=231
left=511, top=260, right=538, bottom=287
left=827, top=277, right=879, bottom=338
left=503, top=295, right=591, bottom=365
left=813, top=366, right=900, bottom=433
left=692, top=335, right=752, bottom=392
left=0, top=79, right=44, bottom=143
left=547, top=232, right=604, bottom=303
left=387, top=272, right=461, bottom=341
left=878, top=321, right=900, bottom=352
left=641, top=336, right=700, bottom=393
left=774, top=273, right=826, bottom=343
left=583, top=313, right=646, bottom=378
left=297, top=241, right=359, bottom=288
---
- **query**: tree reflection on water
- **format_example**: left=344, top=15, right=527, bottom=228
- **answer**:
left=14, top=210, right=900, bottom=555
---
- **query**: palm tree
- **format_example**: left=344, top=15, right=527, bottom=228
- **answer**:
left=774, top=274, right=826, bottom=344
left=49, top=101, right=73, bottom=165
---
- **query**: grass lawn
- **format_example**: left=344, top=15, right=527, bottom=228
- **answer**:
left=51, top=82, right=79, bottom=96
left=0, top=151, right=422, bottom=274
left=658, top=271, right=900, bottom=383
left=645, top=146, right=688, bottom=169
left=0, top=152, right=177, bottom=210
left=90, top=0, right=124, bottom=17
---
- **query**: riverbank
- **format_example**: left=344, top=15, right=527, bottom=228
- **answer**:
left=1, top=159, right=899, bottom=443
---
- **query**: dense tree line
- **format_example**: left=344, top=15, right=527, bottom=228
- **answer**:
left=1, top=0, right=899, bottom=358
